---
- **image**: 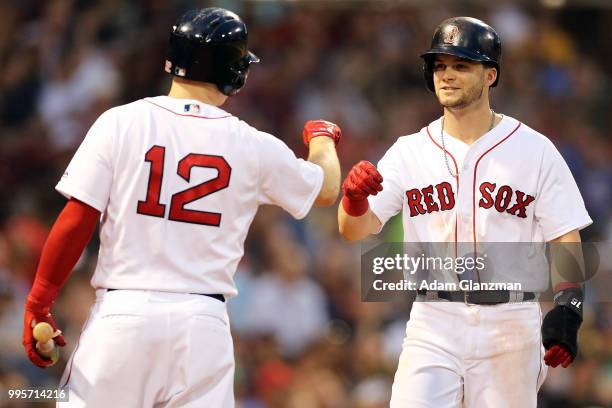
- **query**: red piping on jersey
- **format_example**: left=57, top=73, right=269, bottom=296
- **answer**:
left=472, top=121, right=522, bottom=282
left=426, top=126, right=458, bottom=256
left=536, top=306, right=543, bottom=392
left=60, top=310, right=92, bottom=388
left=144, top=99, right=233, bottom=119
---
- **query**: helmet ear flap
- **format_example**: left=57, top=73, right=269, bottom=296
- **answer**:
left=220, top=68, right=247, bottom=96
left=422, top=57, right=435, bottom=93
left=216, top=52, right=258, bottom=96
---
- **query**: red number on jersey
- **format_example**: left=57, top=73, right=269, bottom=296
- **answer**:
left=137, top=145, right=167, bottom=218
left=169, top=154, right=231, bottom=226
left=137, top=147, right=231, bottom=227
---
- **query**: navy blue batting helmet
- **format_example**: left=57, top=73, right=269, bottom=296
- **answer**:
left=165, top=8, right=260, bottom=96
left=420, top=17, right=502, bottom=93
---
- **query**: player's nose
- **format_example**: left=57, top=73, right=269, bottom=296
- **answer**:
left=441, top=69, right=456, bottom=82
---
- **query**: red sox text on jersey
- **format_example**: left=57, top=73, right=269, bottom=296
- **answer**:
left=405, top=182, right=536, bottom=219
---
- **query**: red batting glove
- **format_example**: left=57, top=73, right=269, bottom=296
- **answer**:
left=23, top=297, right=66, bottom=368
left=303, top=120, right=342, bottom=146
left=341, top=160, right=383, bottom=217
left=544, top=344, right=574, bottom=368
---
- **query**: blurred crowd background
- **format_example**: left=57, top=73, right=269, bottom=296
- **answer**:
left=0, top=0, right=611, bottom=407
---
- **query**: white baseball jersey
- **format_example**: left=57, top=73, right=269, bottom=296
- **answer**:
left=56, top=96, right=323, bottom=297
left=369, top=115, right=592, bottom=242
left=369, top=115, right=592, bottom=290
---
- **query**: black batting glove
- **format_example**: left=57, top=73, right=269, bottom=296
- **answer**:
left=541, top=287, right=583, bottom=367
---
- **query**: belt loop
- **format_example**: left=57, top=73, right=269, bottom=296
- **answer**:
left=95, top=288, right=108, bottom=301
left=463, top=291, right=478, bottom=306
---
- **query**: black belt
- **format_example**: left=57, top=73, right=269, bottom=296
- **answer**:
left=106, top=289, right=225, bottom=303
left=416, top=289, right=535, bottom=305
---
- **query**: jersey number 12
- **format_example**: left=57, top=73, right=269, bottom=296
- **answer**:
left=137, top=145, right=231, bottom=226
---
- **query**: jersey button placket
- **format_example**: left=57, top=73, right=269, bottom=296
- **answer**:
left=461, top=151, right=477, bottom=243
left=455, top=169, right=472, bottom=242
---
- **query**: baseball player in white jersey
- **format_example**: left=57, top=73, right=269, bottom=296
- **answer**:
left=22, top=8, right=341, bottom=407
left=338, top=17, right=592, bottom=407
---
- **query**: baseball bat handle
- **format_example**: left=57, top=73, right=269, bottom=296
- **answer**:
left=36, top=339, right=56, bottom=356
left=32, top=322, right=60, bottom=364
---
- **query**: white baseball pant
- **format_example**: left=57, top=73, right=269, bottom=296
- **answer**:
left=390, top=300, right=547, bottom=408
left=58, top=289, right=234, bottom=407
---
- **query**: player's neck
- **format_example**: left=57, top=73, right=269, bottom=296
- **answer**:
left=442, top=101, right=500, bottom=145
left=168, top=79, right=228, bottom=107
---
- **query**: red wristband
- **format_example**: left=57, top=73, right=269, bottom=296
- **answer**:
left=26, top=277, right=63, bottom=313
left=342, top=196, right=369, bottom=217
left=553, top=282, right=581, bottom=293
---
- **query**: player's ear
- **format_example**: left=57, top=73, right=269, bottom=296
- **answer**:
left=485, top=66, right=497, bottom=87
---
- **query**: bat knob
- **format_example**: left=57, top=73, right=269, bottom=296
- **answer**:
left=33, top=322, right=54, bottom=343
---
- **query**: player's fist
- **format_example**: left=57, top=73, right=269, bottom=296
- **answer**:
left=303, top=120, right=341, bottom=147
left=341, top=160, right=383, bottom=217
left=23, top=298, right=66, bottom=368
left=343, top=160, right=383, bottom=200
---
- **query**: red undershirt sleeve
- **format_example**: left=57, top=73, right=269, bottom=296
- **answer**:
left=26, top=198, right=100, bottom=310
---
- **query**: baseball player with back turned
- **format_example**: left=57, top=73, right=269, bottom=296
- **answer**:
left=22, top=8, right=341, bottom=407
left=338, top=17, right=591, bottom=407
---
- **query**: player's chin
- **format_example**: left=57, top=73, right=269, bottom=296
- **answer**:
left=438, top=96, right=464, bottom=109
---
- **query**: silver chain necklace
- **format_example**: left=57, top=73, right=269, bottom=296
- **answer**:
left=440, top=109, right=496, bottom=178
